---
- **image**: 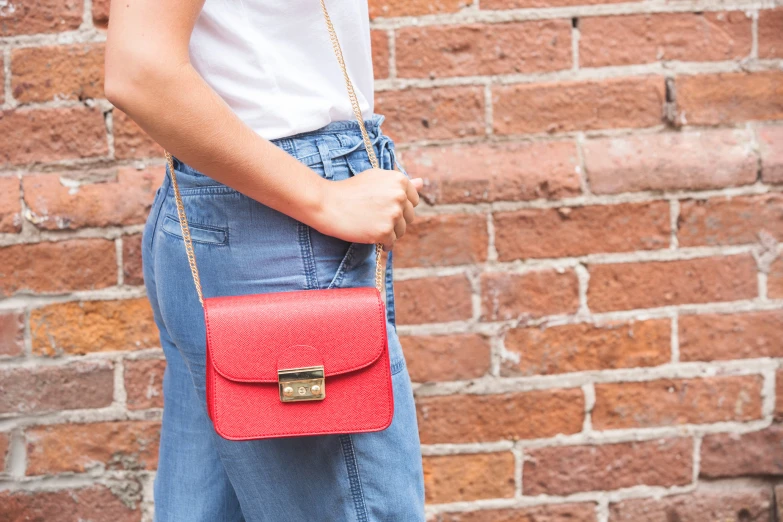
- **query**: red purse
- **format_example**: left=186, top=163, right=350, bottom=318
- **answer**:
left=162, top=0, right=395, bottom=440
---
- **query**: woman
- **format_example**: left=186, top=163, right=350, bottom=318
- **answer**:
left=104, top=0, right=426, bottom=520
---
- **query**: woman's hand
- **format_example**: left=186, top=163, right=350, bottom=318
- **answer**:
left=315, top=169, right=423, bottom=251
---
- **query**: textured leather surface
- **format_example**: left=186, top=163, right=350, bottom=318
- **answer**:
left=204, top=287, right=395, bottom=440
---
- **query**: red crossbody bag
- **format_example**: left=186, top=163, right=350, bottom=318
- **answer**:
left=162, top=0, right=395, bottom=440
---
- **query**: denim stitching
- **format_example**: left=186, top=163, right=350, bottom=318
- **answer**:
left=339, top=434, right=369, bottom=522
left=297, top=223, right=319, bottom=290
left=328, top=243, right=356, bottom=290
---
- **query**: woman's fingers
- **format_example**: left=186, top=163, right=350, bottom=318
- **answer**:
left=402, top=200, right=415, bottom=225
left=406, top=178, right=422, bottom=207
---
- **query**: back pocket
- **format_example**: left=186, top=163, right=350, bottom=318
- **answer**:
left=161, top=214, right=229, bottom=246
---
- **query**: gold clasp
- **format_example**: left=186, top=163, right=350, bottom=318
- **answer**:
left=278, top=365, right=325, bottom=402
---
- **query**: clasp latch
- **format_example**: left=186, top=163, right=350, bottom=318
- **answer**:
left=278, top=365, right=325, bottom=402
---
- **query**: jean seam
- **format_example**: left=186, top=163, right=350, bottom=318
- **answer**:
left=328, top=243, right=356, bottom=290
left=298, top=223, right=319, bottom=290
left=339, top=434, right=369, bottom=522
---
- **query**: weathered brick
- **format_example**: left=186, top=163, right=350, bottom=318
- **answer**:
left=371, top=30, right=390, bottom=79
left=524, top=438, right=692, bottom=495
left=401, top=334, right=491, bottom=383
left=375, top=86, right=485, bottom=143
left=502, top=319, right=670, bottom=376
left=676, top=71, right=783, bottom=126
left=493, top=76, right=664, bottom=135
left=0, top=107, right=108, bottom=165
left=777, top=485, right=783, bottom=520
left=587, top=255, right=758, bottom=312
left=26, top=420, right=160, bottom=475
left=0, top=177, right=21, bottom=233
left=0, top=361, right=114, bottom=414
left=123, top=234, right=144, bottom=286
left=759, top=7, right=783, bottom=59
left=481, top=270, right=579, bottom=321
left=680, top=310, right=783, bottom=361
left=0, top=432, right=9, bottom=472
left=423, top=453, right=515, bottom=504
left=11, top=43, right=104, bottom=103
left=93, top=0, right=110, bottom=28
left=0, top=486, right=140, bottom=522
left=30, top=299, right=157, bottom=357
left=401, top=140, right=580, bottom=204
left=759, top=125, right=783, bottom=184
left=437, top=503, right=598, bottom=522
left=397, top=21, right=571, bottom=78
left=0, top=239, right=117, bottom=297
left=0, top=312, right=25, bottom=357
left=678, top=194, right=783, bottom=247
left=580, top=12, right=751, bottom=67
left=125, top=358, right=166, bottom=410
left=0, top=0, right=83, bottom=36
left=584, top=129, right=757, bottom=194
left=592, top=375, right=763, bottom=430
left=393, top=214, right=488, bottom=268
left=483, top=0, right=634, bottom=8
left=495, top=202, right=670, bottom=260
left=777, top=369, right=783, bottom=422
left=416, top=388, right=584, bottom=444
left=23, top=167, right=163, bottom=230
left=770, top=257, right=783, bottom=299
left=609, top=487, right=773, bottom=522
left=112, top=109, right=163, bottom=159
left=700, top=425, right=783, bottom=478
left=369, top=0, right=470, bottom=18
left=395, top=275, right=473, bottom=325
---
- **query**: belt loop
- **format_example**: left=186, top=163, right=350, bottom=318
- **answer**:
left=316, top=139, right=335, bottom=179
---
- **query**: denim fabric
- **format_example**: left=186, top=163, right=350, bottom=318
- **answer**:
left=142, top=113, right=426, bottom=521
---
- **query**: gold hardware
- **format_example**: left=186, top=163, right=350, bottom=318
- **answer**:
left=278, top=365, right=326, bottom=403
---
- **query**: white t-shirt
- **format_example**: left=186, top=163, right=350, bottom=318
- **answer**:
left=189, top=0, right=374, bottom=141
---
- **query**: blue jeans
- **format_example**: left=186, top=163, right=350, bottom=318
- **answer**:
left=142, top=113, right=426, bottom=521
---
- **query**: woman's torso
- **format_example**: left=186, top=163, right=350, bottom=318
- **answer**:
left=189, top=0, right=374, bottom=141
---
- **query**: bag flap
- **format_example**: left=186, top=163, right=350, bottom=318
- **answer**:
left=204, top=287, right=387, bottom=383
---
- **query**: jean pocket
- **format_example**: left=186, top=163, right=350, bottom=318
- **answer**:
left=161, top=214, right=229, bottom=246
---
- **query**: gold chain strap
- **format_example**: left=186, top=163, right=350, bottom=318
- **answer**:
left=166, top=0, right=386, bottom=307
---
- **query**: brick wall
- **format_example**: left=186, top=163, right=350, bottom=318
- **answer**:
left=1, top=0, right=782, bottom=520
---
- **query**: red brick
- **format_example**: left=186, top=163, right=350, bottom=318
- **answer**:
left=593, top=375, right=763, bottom=430
left=679, top=194, right=783, bottom=247
left=759, top=125, right=783, bottom=184
left=0, top=486, right=140, bottom=522
left=23, top=167, right=163, bottom=230
left=397, top=21, right=571, bottom=78
left=680, top=310, right=783, bottom=361
left=524, top=438, right=692, bottom=495
left=0, top=432, right=9, bottom=472
left=401, top=140, right=580, bottom=204
left=30, top=299, right=157, bottom=357
left=676, top=71, right=783, bottom=126
left=394, top=214, right=487, bottom=268
left=371, top=30, right=390, bottom=79
left=26, top=420, right=160, bottom=475
left=609, top=487, right=773, bottom=522
left=423, top=453, right=515, bottom=504
left=375, top=86, right=485, bottom=143
left=495, top=202, right=670, bottom=260
left=493, top=76, right=665, bottom=135
left=93, top=0, right=110, bottom=28
left=481, top=270, right=579, bottom=321
left=0, top=361, right=114, bottom=414
left=483, top=0, right=634, bottom=8
left=125, top=358, right=166, bottom=410
left=112, top=109, right=164, bottom=159
left=587, top=255, right=758, bottom=312
left=700, top=425, right=783, bottom=478
left=438, top=503, right=598, bottom=522
left=401, top=334, right=491, bottom=382
left=11, top=43, right=104, bottom=103
left=777, top=368, right=783, bottom=422
left=369, top=0, right=470, bottom=18
left=502, top=319, right=670, bottom=376
left=123, top=234, right=144, bottom=286
left=416, top=388, right=584, bottom=444
left=771, top=257, right=783, bottom=299
left=0, top=239, right=117, bottom=297
left=0, top=176, right=21, bottom=232
left=0, top=107, right=108, bottom=165
left=395, top=275, right=473, bottom=325
left=584, top=129, right=757, bottom=194
left=0, top=312, right=25, bottom=357
left=759, top=7, right=783, bottom=59
left=580, top=12, right=751, bottom=67
left=0, top=0, right=83, bottom=36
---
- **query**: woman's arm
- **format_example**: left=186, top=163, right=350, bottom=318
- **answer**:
left=104, top=0, right=420, bottom=250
